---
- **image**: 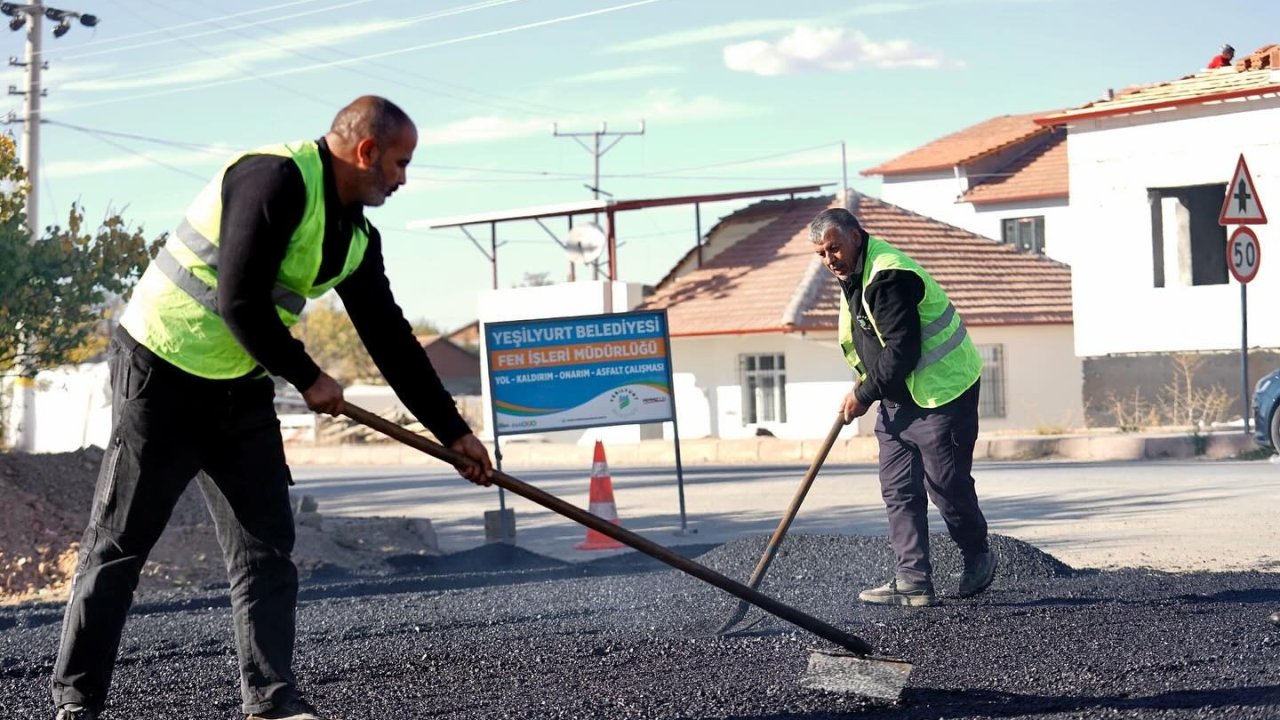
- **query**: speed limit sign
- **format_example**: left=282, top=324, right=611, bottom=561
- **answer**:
left=1227, top=226, right=1261, bottom=283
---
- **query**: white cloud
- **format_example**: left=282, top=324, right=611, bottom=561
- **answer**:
left=424, top=116, right=552, bottom=146
left=724, top=25, right=956, bottom=76
left=423, top=89, right=763, bottom=146
left=606, top=19, right=799, bottom=54
left=61, top=18, right=412, bottom=92
left=44, top=148, right=226, bottom=180
left=556, top=64, right=684, bottom=85
left=604, top=4, right=937, bottom=55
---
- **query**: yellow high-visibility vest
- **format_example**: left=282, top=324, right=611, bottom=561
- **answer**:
left=838, top=237, right=981, bottom=408
left=121, top=140, right=369, bottom=379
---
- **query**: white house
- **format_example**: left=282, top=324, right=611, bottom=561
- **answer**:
left=638, top=192, right=1082, bottom=439
left=862, top=111, right=1075, bottom=266
left=1041, top=45, right=1280, bottom=424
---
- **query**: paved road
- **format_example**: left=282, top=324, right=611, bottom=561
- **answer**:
left=292, top=456, right=1280, bottom=573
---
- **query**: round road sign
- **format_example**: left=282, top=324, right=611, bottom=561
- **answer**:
left=1227, top=226, right=1261, bottom=284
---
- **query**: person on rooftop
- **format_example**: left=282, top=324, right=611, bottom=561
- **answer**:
left=1208, top=44, right=1235, bottom=69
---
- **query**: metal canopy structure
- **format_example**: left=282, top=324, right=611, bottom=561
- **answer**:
left=406, top=184, right=831, bottom=286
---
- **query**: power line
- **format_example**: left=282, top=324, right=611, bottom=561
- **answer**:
left=45, top=0, right=340, bottom=56
left=56, top=0, right=516, bottom=83
left=122, top=0, right=579, bottom=119
left=619, top=141, right=842, bottom=176
left=43, top=119, right=228, bottom=152
left=110, top=0, right=338, bottom=110
left=50, top=0, right=664, bottom=114
left=408, top=141, right=844, bottom=180
left=53, top=121, right=211, bottom=182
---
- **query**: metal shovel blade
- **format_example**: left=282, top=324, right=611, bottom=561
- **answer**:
left=800, top=649, right=914, bottom=701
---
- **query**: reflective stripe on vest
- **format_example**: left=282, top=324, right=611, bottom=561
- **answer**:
left=162, top=220, right=307, bottom=316
left=838, top=236, right=981, bottom=408
left=119, top=140, right=369, bottom=380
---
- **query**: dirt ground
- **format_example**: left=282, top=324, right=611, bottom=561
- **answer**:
left=0, top=448, right=440, bottom=605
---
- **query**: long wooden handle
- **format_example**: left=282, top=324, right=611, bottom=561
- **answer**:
left=341, top=403, right=874, bottom=656
left=716, top=414, right=844, bottom=633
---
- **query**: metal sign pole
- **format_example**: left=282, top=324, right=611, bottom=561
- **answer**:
left=656, top=309, right=691, bottom=535
left=484, top=336, right=511, bottom=543
left=1241, top=280, right=1250, bottom=436
left=670, top=404, right=690, bottom=535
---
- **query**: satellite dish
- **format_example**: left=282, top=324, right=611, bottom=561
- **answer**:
left=565, top=222, right=606, bottom=263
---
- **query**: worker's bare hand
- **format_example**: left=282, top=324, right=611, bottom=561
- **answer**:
left=450, top=433, right=494, bottom=486
left=841, top=390, right=870, bottom=425
left=303, top=372, right=345, bottom=416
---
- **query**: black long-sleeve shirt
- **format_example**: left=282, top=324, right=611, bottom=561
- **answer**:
left=841, top=241, right=925, bottom=407
left=217, top=137, right=471, bottom=445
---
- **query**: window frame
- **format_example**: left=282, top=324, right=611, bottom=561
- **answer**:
left=975, top=343, right=1006, bottom=419
left=1000, top=215, right=1045, bottom=255
left=1148, top=183, right=1229, bottom=288
left=739, top=353, right=787, bottom=425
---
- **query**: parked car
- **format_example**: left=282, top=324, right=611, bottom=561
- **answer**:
left=1253, top=368, right=1280, bottom=452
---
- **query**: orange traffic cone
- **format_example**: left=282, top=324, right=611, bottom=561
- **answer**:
left=576, top=440, right=625, bottom=550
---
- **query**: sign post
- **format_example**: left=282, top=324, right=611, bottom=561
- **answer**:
left=1220, top=154, right=1267, bottom=436
left=484, top=310, right=691, bottom=534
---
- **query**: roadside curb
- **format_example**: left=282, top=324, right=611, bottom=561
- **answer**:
left=285, top=431, right=1261, bottom=468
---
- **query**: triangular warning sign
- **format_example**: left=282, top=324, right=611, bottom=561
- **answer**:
left=1220, top=154, right=1268, bottom=225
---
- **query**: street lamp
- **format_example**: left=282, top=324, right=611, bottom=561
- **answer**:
left=1, top=3, right=96, bottom=37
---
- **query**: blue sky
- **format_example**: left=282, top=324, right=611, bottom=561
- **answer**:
left=9, top=0, right=1277, bottom=331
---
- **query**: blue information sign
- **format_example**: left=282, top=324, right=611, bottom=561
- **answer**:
left=484, top=310, right=674, bottom=435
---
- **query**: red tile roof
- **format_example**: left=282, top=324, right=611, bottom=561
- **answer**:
left=640, top=196, right=836, bottom=336
left=961, top=132, right=1068, bottom=205
left=639, top=195, right=1073, bottom=337
left=862, top=110, right=1057, bottom=176
left=1040, top=58, right=1280, bottom=124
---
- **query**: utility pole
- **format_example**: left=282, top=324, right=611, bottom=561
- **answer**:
left=552, top=120, right=644, bottom=278
left=2, top=1, right=99, bottom=452
left=10, top=1, right=43, bottom=236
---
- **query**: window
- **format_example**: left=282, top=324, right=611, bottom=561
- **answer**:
left=740, top=353, right=786, bottom=424
left=976, top=344, right=1006, bottom=419
left=1001, top=216, right=1045, bottom=254
left=1149, top=184, right=1228, bottom=288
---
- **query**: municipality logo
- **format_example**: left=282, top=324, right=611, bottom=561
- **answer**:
left=609, top=388, right=639, bottom=417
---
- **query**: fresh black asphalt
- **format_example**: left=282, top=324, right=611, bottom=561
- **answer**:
left=2, top=533, right=1278, bottom=719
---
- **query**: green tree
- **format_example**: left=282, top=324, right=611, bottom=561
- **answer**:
left=291, top=296, right=380, bottom=383
left=0, top=134, right=160, bottom=375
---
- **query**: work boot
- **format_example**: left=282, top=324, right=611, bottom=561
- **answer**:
left=958, top=549, right=998, bottom=598
left=858, top=577, right=938, bottom=607
left=246, top=696, right=321, bottom=720
left=55, top=704, right=97, bottom=720
left=1269, top=610, right=1280, bottom=627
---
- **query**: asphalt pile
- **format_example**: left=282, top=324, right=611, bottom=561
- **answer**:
left=0, top=450, right=446, bottom=605
left=1, top=533, right=1277, bottom=719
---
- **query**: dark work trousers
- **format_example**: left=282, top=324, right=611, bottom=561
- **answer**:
left=874, top=381, right=988, bottom=585
left=51, top=330, right=299, bottom=716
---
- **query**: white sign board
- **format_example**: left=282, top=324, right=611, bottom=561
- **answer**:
left=1220, top=154, right=1268, bottom=225
left=1227, top=226, right=1261, bottom=284
left=484, top=310, right=674, bottom=435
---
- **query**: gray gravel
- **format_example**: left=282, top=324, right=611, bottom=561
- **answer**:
left=2, top=533, right=1278, bottom=719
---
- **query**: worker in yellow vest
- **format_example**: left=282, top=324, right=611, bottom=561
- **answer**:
left=50, top=97, right=492, bottom=720
left=809, top=207, right=996, bottom=607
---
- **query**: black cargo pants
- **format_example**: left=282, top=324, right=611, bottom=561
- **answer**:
left=874, top=380, right=988, bottom=584
left=51, top=329, right=300, bottom=716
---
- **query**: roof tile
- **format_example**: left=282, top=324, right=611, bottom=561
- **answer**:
left=1043, top=58, right=1280, bottom=123
left=639, top=195, right=1073, bottom=336
left=862, top=110, right=1057, bottom=176
left=962, top=132, right=1069, bottom=205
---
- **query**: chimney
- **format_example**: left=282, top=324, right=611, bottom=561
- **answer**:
left=843, top=187, right=862, bottom=213
left=1106, top=88, right=1115, bottom=101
